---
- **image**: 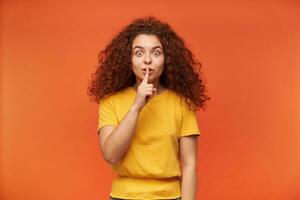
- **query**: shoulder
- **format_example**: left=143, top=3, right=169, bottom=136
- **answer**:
left=167, top=89, right=186, bottom=106
left=168, top=90, right=196, bottom=114
left=166, top=89, right=181, bottom=100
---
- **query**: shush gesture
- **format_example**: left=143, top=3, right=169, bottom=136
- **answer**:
left=132, top=67, right=157, bottom=111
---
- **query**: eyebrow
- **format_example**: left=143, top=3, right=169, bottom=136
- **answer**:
left=133, top=46, right=163, bottom=50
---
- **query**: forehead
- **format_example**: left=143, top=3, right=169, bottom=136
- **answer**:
left=132, top=34, right=163, bottom=49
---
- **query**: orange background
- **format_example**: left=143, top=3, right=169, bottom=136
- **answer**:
left=1, top=0, right=300, bottom=200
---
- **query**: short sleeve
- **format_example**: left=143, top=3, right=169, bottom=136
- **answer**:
left=97, top=96, right=119, bottom=134
left=180, top=100, right=200, bottom=137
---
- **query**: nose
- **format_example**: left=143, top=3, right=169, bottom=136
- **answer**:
left=143, top=53, right=152, bottom=65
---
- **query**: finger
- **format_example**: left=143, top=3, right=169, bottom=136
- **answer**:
left=146, top=89, right=154, bottom=93
left=145, top=88, right=156, bottom=96
left=142, top=67, right=149, bottom=84
left=146, top=84, right=153, bottom=88
left=146, top=87, right=156, bottom=92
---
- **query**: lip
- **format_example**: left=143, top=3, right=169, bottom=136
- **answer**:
left=143, top=71, right=153, bottom=74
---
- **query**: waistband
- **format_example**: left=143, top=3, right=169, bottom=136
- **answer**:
left=110, top=176, right=181, bottom=199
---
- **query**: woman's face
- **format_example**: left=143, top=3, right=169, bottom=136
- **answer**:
left=131, top=34, right=164, bottom=83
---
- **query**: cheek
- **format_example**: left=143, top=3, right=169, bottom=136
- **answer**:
left=132, top=57, right=143, bottom=65
left=154, top=57, right=164, bottom=68
left=132, top=65, right=139, bottom=75
left=131, top=58, right=142, bottom=74
left=131, top=58, right=138, bottom=70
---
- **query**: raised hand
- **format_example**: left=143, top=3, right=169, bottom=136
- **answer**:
left=132, top=67, right=157, bottom=111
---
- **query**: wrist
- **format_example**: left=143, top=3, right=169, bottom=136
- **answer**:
left=130, top=104, right=142, bottom=113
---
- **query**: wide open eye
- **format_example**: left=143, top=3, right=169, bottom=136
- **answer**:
left=134, top=50, right=143, bottom=57
left=153, top=50, right=162, bottom=56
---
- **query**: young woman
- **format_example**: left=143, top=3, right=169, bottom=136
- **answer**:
left=88, top=16, right=210, bottom=200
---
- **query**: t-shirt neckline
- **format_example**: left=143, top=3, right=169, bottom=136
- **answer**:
left=128, top=86, right=168, bottom=99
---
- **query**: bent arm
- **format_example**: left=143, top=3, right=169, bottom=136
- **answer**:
left=99, top=105, right=141, bottom=165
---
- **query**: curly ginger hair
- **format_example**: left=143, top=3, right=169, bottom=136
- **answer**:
left=88, top=16, right=210, bottom=111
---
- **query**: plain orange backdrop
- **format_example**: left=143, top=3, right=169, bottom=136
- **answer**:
left=1, top=0, right=300, bottom=200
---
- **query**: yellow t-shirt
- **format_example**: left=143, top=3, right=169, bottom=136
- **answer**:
left=97, top=86, right=200, bottom=200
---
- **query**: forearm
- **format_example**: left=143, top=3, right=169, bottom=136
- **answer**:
left=103, top=105, right=141, bottom=164
left=181, top=165, right=197, bottom=200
